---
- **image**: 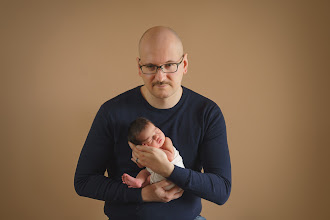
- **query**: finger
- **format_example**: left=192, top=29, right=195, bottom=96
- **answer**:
left=166, top=185, right=183, bottom=198
left=131, top=154, right=142, bottom=166
left=128, top=141, right=135, bottom=150
left=172, top=189, right=184, bottom=200
left=135, top=144, right=153, bottom=153
left=155, top=180, right=172, bottom=188
left=166, top=185, right=180, bottom=194
left=129, top=142, right=148, bottom=152
left=132, top=151, right=140, bottom=159
left=131, top=144, right=145, bottom=156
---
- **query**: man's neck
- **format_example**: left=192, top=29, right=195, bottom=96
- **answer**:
left=140, top=86, right=183, bottom=109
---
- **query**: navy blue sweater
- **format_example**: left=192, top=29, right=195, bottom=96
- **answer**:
left=74, top=86, right=231, bottom=220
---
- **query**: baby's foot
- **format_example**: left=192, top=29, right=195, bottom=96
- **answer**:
left=121, top=173, right=143, bottom=188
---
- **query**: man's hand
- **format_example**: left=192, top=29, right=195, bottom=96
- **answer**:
left=128, top=142, right=174, bottom=177
left=141, top=180, right=184, bottom=202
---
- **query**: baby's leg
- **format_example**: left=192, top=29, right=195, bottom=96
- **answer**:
left=141, top=174, right=151, bottom=188
left=122, top=169, right=150, bottom=188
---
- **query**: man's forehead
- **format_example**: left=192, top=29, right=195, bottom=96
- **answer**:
left=139, top=27, right=183, bottom=59
left=139, top=45, right=182, bottom=64
left=140, top=54, right=180, bottom=64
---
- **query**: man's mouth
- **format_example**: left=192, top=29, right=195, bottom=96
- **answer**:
left=156, top=84, right=167, bottom=88
left=153, top=82, right=170, bottom=87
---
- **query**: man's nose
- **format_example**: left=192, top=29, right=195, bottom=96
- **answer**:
left=154, top=68, right=166, bottom=81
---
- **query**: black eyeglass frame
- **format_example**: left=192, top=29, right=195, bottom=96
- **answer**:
left=138, top=55, right=184, bottom=75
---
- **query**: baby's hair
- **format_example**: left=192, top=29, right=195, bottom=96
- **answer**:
left=128, top=117, right=153, bottom=145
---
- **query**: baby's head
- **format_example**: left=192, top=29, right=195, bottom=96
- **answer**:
left=128, top=117, right=165, bottom=148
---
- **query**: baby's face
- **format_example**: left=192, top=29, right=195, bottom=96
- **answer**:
left=138, top=123, right=165, bottom=148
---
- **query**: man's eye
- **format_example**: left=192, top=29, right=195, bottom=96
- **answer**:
left=164, top=63, right=174, bottom=68
left=146, top=65, right=156, bottom=69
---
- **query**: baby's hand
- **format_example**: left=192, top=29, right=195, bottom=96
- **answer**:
left=162, top=137, right=174, bottom=162
left=163, top=137, right=173, bottom=147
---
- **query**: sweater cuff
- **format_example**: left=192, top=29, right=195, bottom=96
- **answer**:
left=167, top=165, right=189, bottom=187
left=126, top=188, right=143, bottom=203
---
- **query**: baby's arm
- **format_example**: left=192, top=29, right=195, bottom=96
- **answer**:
left=160, top=137, right=175, bottom=162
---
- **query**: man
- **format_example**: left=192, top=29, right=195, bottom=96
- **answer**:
left=74, top=26, right=231, bottom=220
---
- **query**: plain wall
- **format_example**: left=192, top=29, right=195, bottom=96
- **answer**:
left=1, top=0, right=329, bottom=219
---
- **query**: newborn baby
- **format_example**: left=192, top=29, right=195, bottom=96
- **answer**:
left=122, top=117, right=185, bottom=190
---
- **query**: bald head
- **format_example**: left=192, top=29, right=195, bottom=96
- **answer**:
left=138, top=26, right=183, bottom=60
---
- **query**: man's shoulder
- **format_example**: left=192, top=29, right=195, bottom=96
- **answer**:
left=183, top=87, right=225, bottom=125
left=102, top=86, right=141, bottom=107
left=183, top=86, right=218, bottom=107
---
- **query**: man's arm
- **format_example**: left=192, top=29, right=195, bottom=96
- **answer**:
left=141, top=179, right=183, bottom=202
left=167, top=105, right=231, bottom=205
left=74, top=104, right=142, bottom=203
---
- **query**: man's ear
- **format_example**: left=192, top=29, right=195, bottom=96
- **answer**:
left=183, top=53, right=188, bottom=74
left=136, top=57, right=142, bottom=76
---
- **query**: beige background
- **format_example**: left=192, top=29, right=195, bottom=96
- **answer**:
left=1, top=0, right=329, bottom=219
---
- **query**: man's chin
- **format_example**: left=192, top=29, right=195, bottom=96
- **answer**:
left=151, top=87, right=172, bottom=99
left=153, top=92, right=171, bottom=99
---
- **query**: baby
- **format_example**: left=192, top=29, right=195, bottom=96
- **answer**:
left=122, top=117, right=185, bottom=190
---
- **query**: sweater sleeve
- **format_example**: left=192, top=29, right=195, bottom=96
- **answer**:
left=74, top=104, right=143, bottom=203
left=168, top=105, right=231, bottom=205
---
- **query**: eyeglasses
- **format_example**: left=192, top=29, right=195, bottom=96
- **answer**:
left=138, top=55, right=184, bottom=75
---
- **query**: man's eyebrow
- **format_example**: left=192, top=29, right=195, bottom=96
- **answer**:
left=142, top=60, right=176, bottom=66
left=143, top=62, right=156, bottom=66
left=165, top=59, right=176, bottom=63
